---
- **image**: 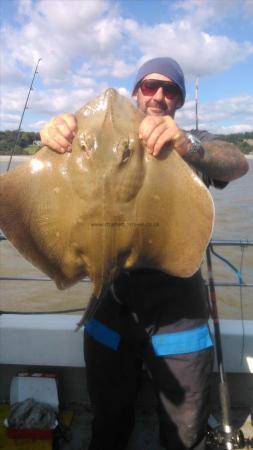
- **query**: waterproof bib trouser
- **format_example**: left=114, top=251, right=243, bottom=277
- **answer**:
left=84, top=269, right=214, bottom=450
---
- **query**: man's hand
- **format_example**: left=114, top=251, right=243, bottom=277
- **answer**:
left=40, top=113, right=77, bottom=153
left=139, top=116, right=190, bottom=157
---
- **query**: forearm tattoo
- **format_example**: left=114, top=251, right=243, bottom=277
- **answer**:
left=189, top=140, right=249, bottom=182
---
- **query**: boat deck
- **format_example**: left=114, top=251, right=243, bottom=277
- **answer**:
left=0, top=314, right=252, bottom=449
left=59, top=372, right=253, bottom=450
left=0, top=368, right=252, bottom=449
left=60, top=403, right=253, bottom=450
left=0, top=315, right=253, bottom=450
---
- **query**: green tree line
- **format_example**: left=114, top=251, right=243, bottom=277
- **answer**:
left=0, top=129, right=253, bottom=156
left=0, top=130, right=41, bottom=155
left=216, top=131, right=253, bottom=155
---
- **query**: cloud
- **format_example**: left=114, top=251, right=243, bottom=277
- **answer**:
left=94, top=58, right=136, bottom=78
left=2, top=0, right=124, bottom=81
left=123, top=0, right=253, bottom=78
left=172, top=0, right=253, bottom=26
left=201, top=96, right=253, bottom=122
left=172, top=0, right=220, bottom=26
left=0, top=113, right=21, bottom=128
left=0, top=47, right=28, bottom=86
left=2, top=0, right=252, bottom=87
left=17, top=0, right=34, bottom=19
left=0, top=65, right=27, bottom=86
left=214, top=123, right=253, bottom=134
left=2, top=86, right=100, bottom=117
left=124, top=20, right=253, bottom=79
left=1, top=0, right=252, bottom=133
left=243, top=0, right=253, bottom=16
left=2, top=81, right=252, bottom=135
left=1, top=83, right=116, bottom=130
left=1, top=87, right=29, bottom=115
left=176, top=95, right=253, bottom=133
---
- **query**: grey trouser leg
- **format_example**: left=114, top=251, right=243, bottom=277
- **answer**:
left=144, top=340, right=213, bottom=450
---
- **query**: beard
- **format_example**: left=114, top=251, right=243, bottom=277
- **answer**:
left=146, top=100, right=170, bottom=116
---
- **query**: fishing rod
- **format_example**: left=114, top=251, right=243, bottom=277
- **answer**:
left=206, top=244, right=252, bottom=449
left=194, top=77, right=252, bottom=449
left=6, top=58, right=42, bottom=172
left=205, top=243, right=253, bottom=448
left=206, top=246, right=237, bottom=450
left=206, top=242, right=253, bottom=448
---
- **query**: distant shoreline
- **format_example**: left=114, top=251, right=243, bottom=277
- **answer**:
left=1, top=154, right=253, bottom=162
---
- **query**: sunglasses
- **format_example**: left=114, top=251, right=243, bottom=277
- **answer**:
left=139, top=79, right=180, bottom=100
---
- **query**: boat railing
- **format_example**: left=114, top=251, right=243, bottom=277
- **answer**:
left=0, top=236, right=253, bottom=288
left=206, top=239, right=253, bottom=287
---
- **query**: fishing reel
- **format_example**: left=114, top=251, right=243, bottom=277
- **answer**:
left=206, top=427, right=253, bottom=449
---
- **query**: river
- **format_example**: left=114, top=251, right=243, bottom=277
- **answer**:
left=0, top=156, right=252, bottom=319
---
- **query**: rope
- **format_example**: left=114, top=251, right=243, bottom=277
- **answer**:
left=210, top=244, right=244, bottom=285
left=7, top=398, right=57, bottom=429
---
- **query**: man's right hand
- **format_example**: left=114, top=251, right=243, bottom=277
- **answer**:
left=40, top=113, right=77, bottom=153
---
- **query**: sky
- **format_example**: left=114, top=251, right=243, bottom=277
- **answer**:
left=1, top=0, right=253, bottom=134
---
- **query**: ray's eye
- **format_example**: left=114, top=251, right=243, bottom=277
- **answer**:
left=118, top=139, right=132, bottom=164
left=81, top=142, right=92, bottom=158
left=122, top=146, right=131, bottom=162
left=79, top=133, right=94, bottom=158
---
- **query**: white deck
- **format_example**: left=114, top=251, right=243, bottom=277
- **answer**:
left=0, top=314, right=252, bottom=373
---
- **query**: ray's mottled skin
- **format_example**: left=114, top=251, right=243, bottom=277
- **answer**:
left=0, top=89, right=214, bottom=303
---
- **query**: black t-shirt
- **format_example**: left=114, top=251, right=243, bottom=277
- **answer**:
left=113, top=268, right=210, bottom=326
left=113, top=130, right=227, bottom=322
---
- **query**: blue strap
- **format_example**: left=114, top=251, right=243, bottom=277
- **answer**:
left=151, top=324, right=213, bottom=356
left=85, top=318, right=120, bottom=351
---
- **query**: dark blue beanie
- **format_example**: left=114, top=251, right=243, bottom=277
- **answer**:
left=132, top=57, right=186, bottom=108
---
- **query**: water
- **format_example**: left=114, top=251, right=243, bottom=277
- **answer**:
left=0, top=156, right=252, bottom=319
left=207, top=159, right=253, bottom=319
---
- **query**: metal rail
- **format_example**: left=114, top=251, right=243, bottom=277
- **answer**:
left=211, top=239, right=253, bottom=246
left=1, top=276, right=253, bottom=287
left=1, top=276, right=91, bottom=282
left=1, top=237, right=252, bottom=287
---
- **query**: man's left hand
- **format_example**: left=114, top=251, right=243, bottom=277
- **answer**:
left=139, top=116, right=190, bottom=157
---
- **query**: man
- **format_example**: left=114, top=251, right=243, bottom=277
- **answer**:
left=40, top=58, right=248, bottom=450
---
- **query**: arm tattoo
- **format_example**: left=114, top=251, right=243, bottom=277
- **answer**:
left=189, top=139, right=249, bottom=182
